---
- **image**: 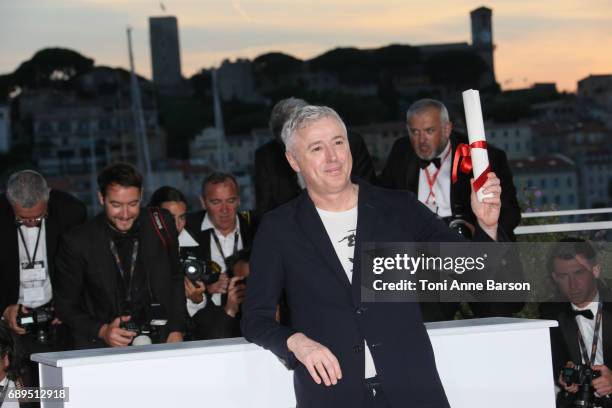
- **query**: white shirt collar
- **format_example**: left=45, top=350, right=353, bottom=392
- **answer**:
left=572, top=291, right=600, bottom=312
left=200, top=212, right=240, bottom=237
left=178, top=229, right=199, bottom=247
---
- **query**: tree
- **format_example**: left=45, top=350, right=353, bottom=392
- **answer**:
left=425, top=50, right=487, bottom=90
left=12, top=48, right=94, bottom=89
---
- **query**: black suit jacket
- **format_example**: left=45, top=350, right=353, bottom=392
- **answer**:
left=380, top=132, right=521, bottom=240
left=255, top=131, right=378, bottom=217
left=54, top=210, right=185, bottom=349
left=242, top=180, right=503, bottom=408
left=0, top=190, right=87, bottom=314
left=183, top=210, right=255, bottom=340
left=540, top=284, right=612, bottom=380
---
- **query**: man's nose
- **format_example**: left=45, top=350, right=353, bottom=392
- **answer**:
left=325, top=145, right=337, bottom=162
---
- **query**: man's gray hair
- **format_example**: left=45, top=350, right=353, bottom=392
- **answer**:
left=406, top=98, right=450, bottom=125
left=6, top=170, right=50, bottom=208
left=269, top=97, right=308, bottom=141
left=281, top=105, right=347, bottom=152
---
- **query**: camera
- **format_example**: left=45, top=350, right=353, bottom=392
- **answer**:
left=180, top=251, right=222, bottom=284
left=560, top=364, right=611, bottom=408
left=120, top=303, right=168, bottom=346
left=17, top=305, right=54, bottom=345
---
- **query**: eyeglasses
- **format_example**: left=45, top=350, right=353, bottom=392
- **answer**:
left=15, top=213, right=48, bottom=226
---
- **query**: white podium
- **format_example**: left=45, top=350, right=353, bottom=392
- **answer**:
left=33, top=317, right=557, bottom=408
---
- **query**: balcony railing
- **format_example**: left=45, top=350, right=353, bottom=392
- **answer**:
left=514, top=207, right=612, bottom=235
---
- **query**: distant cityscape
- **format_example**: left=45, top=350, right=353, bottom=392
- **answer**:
left=0, top=6, right=611, bottom=215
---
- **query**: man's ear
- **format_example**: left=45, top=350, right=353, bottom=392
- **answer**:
left=551, top=272, right=560, bottom=284
left=97, top=191, right=104, bottom=206
left=285, top=151, right=300, bottom=173
left=199, top=196, right=207, bottom=210
left=593, top=264, right=602, bottom=279
left=443, top=120, right=453, bottom=139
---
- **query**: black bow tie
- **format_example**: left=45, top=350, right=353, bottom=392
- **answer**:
left=571, top=309, right=594, bottom=320
left=419, top=157, right=441, bottom=169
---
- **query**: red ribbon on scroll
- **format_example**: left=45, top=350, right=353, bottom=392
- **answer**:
left=451, top=140, right=491, bottom=192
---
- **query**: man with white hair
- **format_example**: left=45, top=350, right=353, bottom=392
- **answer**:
left=0, top=170, right=86, bottom=387
left=242, top=105, right=504, bottom=407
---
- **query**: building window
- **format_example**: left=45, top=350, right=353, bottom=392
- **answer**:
left=568, top=195, right=575, bottom=204
left=553, top=178, right=559, bottom=188
left=542, top=196, right=548, bottom=205
left=567, top=177, right=572, bottom=187
left=527, top=179, right=533, bottom=188
left=541, top=179, right=547, bottom=189
left=555, top=195, right=561, bottom=205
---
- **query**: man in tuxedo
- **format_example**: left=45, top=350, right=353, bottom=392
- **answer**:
left=255, top=97, right=377, bottom=217
left=183, top=172, right=255, bottom=339
left=54, top=163, right=184, bottom=349
left=381, top=98, right=523, bottom=320
left=242, top=105, right=505, bottom=407
left=0, top=170, right=86, bottom=386
left=541, top=239, right=612, bottom=406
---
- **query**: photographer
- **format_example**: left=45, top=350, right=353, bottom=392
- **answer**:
left=54, top=163, right=185, bottom=348
left=1, top=320, right=23, bottom=408
left=540, top=238, right=612, bottom=408
left=0, top=170, right=86, bottom=388
left=183, top=173, right=255, bottom=340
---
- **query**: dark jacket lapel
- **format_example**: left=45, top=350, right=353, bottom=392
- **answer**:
left=351, top=180, right=379, bottom=306
left=558, top=304, right=582, bottom=364
left=295, top=191, right=352, bottom=297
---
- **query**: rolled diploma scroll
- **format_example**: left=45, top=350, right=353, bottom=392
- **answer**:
left=462, top=89, right=493, bottom=202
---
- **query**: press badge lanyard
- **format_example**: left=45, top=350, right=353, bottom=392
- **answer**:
left=577, top=302, right=603, bottom=365
left=211, top=230, right=239, bottom=261
left=423, top=147, right=452, bottom=207
left=17, top=223, right=43, bottom=268
left=109, top=239, right=139, bottom=303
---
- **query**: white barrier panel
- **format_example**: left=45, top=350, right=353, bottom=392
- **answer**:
left=33, top=317, right=557, bottom=408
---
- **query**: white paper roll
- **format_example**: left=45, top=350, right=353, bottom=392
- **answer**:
left=462, top=89, right=493, bottom=202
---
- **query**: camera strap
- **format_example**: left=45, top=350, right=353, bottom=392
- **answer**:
left=18, top=222, right=43, bottom=268
left=211, top=230, right=239, bottom=262
left=109, top=238, right=139, bottom=304
left=0, top=383, right=7, bottom=405
left=577, top=301, right=603, bottom=365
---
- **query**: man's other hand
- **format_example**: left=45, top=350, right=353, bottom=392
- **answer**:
left=98, top=316, right=136, bottom=347
left=2, top=304, right=26, bottom=335
left=558, top=361, right=578, bottom=394
left=184, top=277, right=206, bottom=303
left=207, top=272, right=229, bottom=294
left=287, top=332, right=343, bottom=386
left=592, top=365, right=612, bottom=396
left=166, top=331, right=183, bottom=343
left=224, top=276, right=246, bottom=317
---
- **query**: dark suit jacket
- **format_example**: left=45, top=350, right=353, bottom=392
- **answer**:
left=255, top=131, right=378, bottom=217
left=380, top=132, right=521, bottom=240
left=54, top=210, right=185, bottom=349
left=183, top=210, right=255, bottom=340
left=0, top=190, right=87, bottom=315
left=540, top=284, right=612, bottom=380
left=242, top=180, right=502, bottom=408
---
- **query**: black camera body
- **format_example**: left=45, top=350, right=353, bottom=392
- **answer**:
left=17, top=305, right=54, bottom=344
left=180, top=251, right=222, bottom=285
left=561, top=364, right=605, bottom=408
left=120, top=303, right=168, bottom=346
left=448, top=216, right=473, bottom=240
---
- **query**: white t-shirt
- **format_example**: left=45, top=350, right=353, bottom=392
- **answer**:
left=316, top=205, right=377, bottom=379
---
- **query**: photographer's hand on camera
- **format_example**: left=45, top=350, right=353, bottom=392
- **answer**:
left=184, top=277, right=206, bottom=304
left=232, top=260, right=250, bottom=279
left=592, top=365, right=612, bottom=396
left=224, top=276, right=246, bottom=318
left=2, top=304, right=27, bottom=335
left=559, top=362, right=579, bottom=394
left=98, top=315, right=136, bottom=347
left=166, top=331, right=183, bottom=343
left=207, top=272, right=229, bottom=294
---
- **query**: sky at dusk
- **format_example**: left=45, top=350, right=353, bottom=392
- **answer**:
left=1, top=0, right=611, bottom=92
